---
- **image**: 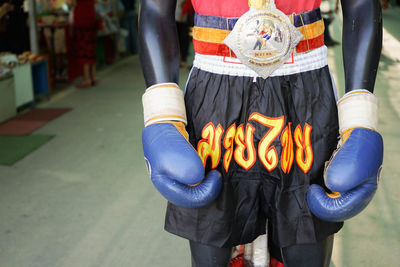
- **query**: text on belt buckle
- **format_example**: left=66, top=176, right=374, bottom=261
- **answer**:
left=224, top=0, right=303, bottom=79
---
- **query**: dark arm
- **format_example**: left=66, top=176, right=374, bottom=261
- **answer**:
left=341, top=0, right=382, bottom=93
left=138, top=0, right=179, bottom=87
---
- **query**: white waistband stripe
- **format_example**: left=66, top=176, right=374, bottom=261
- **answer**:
left=193, top=46, right=328, bottom=77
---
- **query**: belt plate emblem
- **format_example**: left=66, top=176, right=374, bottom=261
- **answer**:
left=224, top=0, right=303, bottom=78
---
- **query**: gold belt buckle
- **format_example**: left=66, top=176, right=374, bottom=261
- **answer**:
left=224, top=0, right=303, bottom=79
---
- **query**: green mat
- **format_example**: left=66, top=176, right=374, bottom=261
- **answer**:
left=0, top=135, right=54, bottom=165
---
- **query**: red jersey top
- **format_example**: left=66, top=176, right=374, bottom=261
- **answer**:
left=73, top=0, right=97, bottom=27
left=192, top=0, right=321, bottom=17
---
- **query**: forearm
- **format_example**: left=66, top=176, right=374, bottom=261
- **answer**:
left=67, top=0, right=77, bottom=8
left=0, top=6, right=7, bottom=18
left=341, top=0, right=382, bottom=93
left=139, top=0, right=180, bottom=87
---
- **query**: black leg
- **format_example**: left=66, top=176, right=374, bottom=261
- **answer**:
left=189, top=240, right=233, bottom=267
left=281, top=235, right=334, bottom=267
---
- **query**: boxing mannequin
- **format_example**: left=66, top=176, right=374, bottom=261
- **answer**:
left=138, top=0, right=383, bottom=266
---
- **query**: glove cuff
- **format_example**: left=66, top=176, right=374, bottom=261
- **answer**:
left=142, top=83, right=187, bottom=127
left=337, top=89, right=378, bottom=134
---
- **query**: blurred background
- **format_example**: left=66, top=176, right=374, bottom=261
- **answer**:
left=0, top=0, right=399, bottom=266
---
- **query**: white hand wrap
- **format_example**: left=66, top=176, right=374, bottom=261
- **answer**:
left=337, top=89, right=379, bottom=134
left=142, top=83, right=187, bottom=127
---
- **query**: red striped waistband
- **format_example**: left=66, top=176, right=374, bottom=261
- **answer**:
left=192, top=8, right=325, bottom=57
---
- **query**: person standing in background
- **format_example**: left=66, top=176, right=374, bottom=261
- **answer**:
left=321, top=0, right=340, bottom=47
left=0, top=2, right=14, bottom=52
left=0, top=0, right=29, bottom=54
left=120, top=0, right=137, bottom=54
left=175, top=0, right=193, bottom=67
left=69, top=0, right=98, bottom=88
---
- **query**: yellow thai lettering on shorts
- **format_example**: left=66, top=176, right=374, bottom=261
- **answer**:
left=294, top=123, right=314, bottom=174
left=249, top=113, right=285, bottom=172
left=197, top=114, right=314, bottom=174
left=223, top=124, right=236, bottom=172
left=197, top=122, right=224, bottom=169
left=280, top=122, right=295, bottom=174
left=234, top=124, right=257, bottom=171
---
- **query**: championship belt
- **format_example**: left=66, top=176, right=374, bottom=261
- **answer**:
left=224, top=0, right=303, bottom=79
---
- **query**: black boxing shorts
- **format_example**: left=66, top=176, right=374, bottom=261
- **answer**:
left=164, top=46, right=343, bottom=249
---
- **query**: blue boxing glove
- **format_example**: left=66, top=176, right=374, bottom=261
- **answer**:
left=142, top=83, right=222, bottom=209
left=307, top=90, right=383, bottom=222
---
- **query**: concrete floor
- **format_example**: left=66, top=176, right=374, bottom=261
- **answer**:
left=0, top=8, right=399, bottom=267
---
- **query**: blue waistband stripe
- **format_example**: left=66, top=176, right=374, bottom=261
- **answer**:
left=194, top=8, right=322, bottom=30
